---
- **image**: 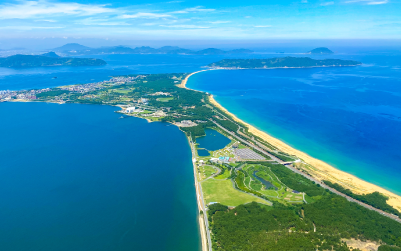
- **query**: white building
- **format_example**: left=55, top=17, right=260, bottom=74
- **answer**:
left=125, top=107, right=137, bottom=113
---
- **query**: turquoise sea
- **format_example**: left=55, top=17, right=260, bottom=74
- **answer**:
left=187, top=52, right=401, bottom=195
left=1, top=50, right=401, bottom=249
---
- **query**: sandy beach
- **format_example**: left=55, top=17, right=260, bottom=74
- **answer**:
left=181, top=69, right=401, bottom=213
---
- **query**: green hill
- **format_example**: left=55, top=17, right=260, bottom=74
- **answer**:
left=208, top=57, right=361, bottom=69
left=308, top=47, right=334, bottom=54
left=0, top=54, right=107, bottom=68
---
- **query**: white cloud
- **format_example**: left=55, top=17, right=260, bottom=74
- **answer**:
left=121, top=12, right=172, bottom=19
left=244, top=16, right=252, bottom=18
left=301, top=0, right=308, bottom=3
left=321, top=1, right=334, bottom=5
left=254, top=25, right=272, bottom=28
left=78, top=18, right=129, bottom=26
left=160, top=24, right=210, bottom=29
left=0, top=0, right=115, bottom=19
left=170, top=6, right=215, bottom=14
left=345, top=0, right=388, bottom=4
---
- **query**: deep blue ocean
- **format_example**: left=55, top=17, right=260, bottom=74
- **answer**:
left=1, top=50, right=401, bottom=249
left=0, top=102, right=200, bottom=250
left=187, top=52, right=401, bottom=195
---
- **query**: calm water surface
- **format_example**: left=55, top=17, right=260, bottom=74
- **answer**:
left=196, top=129, right=231, bottom=151
left=0, top=102, right=200, bottom=251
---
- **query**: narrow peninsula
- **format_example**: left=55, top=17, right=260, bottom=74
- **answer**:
left=208, top=56, right=360, bottom=69
left=2, top=61, right=401, bottom=251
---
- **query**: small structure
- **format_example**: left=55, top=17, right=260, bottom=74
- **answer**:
left=210, top=158, right=219, bottom=163
left=125, top=107, right=137, bottom=113
left=176, top=120, right=197, bottom=127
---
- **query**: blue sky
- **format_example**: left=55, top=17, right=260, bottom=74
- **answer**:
left=0, top=0, right=400, bottom=42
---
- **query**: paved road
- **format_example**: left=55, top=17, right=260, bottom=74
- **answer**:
left=190, top=140, right=213, bottom=251
left=213, top=120, right=401, bottom=224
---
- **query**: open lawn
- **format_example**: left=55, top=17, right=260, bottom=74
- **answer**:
left=198, top=165, right=217, bottom=181
left=214, top=168, right=231, bottom=179
left=157, top=97, right=173, bottom=102
left=201, top=178, right=268, bottom=207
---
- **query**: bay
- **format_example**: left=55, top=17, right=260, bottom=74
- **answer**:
left=187, top=53, right=401, bottom=195
left=0, top=102, right=200, bottom=251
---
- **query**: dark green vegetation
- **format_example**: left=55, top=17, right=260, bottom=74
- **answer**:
left=36, top=90, right=70, bottom=98
left=208, top=56, right=360, bottom=69
left=379, top=245, right=401, bottom=251
left=0, top=54, right=106, bottom=67
left=324, top=180, right=401, bottom=217
left=209, top=162, right=401, bottom=250
left=307, top=47, right=334, bottom=54
left=54, top=43, right=253, bottom=55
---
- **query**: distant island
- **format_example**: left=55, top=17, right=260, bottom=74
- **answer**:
left=0, top=53, right=106, bottom=68
left=53, top=43, right=253, bottom=56
left=207, top=56, right=361, bottom=69
left=307, top=47, right=334, bottom=54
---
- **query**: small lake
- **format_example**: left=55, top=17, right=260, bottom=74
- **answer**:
left=196, top=129, right=231, bottom=151
left=253, top=171, right=277, bottom=190
left=197, top=149, right=210, bottom=156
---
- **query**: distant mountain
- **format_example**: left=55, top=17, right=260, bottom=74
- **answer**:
left=196, top=48, right=226, bottom=55
left=307, top=47, right=334, bottom=54
left=208, top=57, right=361, bottom=69
left=40, top=52, right=60, bottom=58
left=54, top=43, right=92, bottom=52
left=0, top=54, right=106, bottom=68
left=52, top=43, right=253, bottom=56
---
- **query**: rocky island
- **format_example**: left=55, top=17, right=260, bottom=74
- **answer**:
left=307, top=47, right=334, bottom=54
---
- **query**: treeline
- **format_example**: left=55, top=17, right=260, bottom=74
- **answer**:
left=208, top=161, right=401, bottom=250
left=36, top=90, right=70, bottom=98
left=323, top=180, right=401, bottom=217
left=208, top=202, right=349, bottom=251
left=215, top=118, right=239, bottom=132
left=179, top=121, right=215, bottom=141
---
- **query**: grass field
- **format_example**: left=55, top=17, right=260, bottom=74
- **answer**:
left=241, top=164, right=304, bottom=203
left=198, top=165, right=217, bottom=181
left=201, top=178, right=268, bottom=206
left=157, top=97, right=173, bottom=102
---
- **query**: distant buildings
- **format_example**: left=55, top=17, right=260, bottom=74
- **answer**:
left=176, top=120, right=197, bottom=127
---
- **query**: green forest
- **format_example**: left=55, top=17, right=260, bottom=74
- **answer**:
left=208, top=162, right=401, bottom=250
left=208, top=57, right=361, bottom=69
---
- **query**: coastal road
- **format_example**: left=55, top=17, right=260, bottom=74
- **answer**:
left=189, top=139, right=213, bottom=251
left=212, top=120, right=401, bottom=224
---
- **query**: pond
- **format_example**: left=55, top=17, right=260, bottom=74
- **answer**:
left=253, top=171, right=277, bottom=190
left=196, top=129, right=231, bottom=151
left=197, top=149, right=210, bottom=157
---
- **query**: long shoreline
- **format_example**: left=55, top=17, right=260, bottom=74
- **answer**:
left=181, top=69, right=401, bottom=213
